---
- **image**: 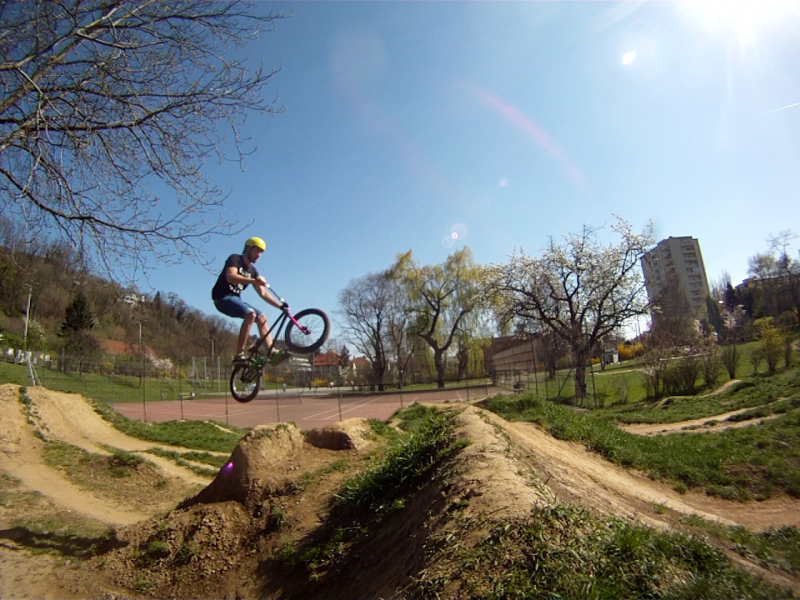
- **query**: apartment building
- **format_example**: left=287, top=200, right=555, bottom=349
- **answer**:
left=641, top=236, right=710, bottom=313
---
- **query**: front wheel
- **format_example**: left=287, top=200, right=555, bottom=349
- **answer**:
left=230, top=364, right=262, bottom=403
left=285, top=308, right=330, bottom=353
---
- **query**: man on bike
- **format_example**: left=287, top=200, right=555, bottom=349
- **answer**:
left=212, top=236, right=288, bottom=364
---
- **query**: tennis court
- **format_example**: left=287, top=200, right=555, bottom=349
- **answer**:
left=112, top=384, right=505, bottom=430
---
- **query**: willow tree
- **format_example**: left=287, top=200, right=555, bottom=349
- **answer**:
left=0, top=1, right=285, bottom=281
left=489, top=217, right=653, bottom=401
left=391, top=247, right=486, bottom=389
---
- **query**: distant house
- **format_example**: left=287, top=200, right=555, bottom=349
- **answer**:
left=348, top=356, right=371, bottom=381
left=312, top=350, right=342, bottom=378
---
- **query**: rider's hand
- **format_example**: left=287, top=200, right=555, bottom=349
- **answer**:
left=280, top=301, right=289, bottom=311
left=254, top=275, right=267, bottom=287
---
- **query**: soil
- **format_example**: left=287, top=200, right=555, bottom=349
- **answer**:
left=1, top=383, right=799, bottom=599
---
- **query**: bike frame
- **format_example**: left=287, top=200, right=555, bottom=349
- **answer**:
left=247, top=286, right=309, bottom=358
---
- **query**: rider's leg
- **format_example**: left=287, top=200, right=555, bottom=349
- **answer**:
left=238, top=311, right=256, bottom=355
left=255, top=313, right=274, bottom=352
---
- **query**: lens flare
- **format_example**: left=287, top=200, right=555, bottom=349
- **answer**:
left=451, top=223, right=468, bottom=240
left=467, top=84, right=588, bottom=191
left=441, top=235, right=455, bottom=249
left=680, top=0, right=800, bottom=45
left=622, top=51, right=636, bottom=65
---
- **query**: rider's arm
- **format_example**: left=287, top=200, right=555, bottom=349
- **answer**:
left=253, top=282, right=285, bottom=309
left=224, top=266, right=262, bottom=287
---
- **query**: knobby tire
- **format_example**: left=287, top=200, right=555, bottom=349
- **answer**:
left=230, top=363, right=261, bottom=403
left=285, top=308, right=330, bottom=353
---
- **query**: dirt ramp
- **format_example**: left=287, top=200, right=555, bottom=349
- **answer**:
left=186, top=420, right=374, bottom=511
left=303, top=418, right=377, bottom=451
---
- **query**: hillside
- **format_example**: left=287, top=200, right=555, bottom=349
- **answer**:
left=1, top=384, right=799, bottom=598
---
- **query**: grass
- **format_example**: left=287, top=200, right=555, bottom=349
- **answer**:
left=412, top=504, right=795, bottom=600
left=334, top=403, right=469, bottom=512
left=504, top=340, right=784, bottom=408
left=484, top=391, right=800, bottom=500
left=144, top=447, right=223, bottom=477
left=90, top=398, right=244, bottom=452
left=681, top=514, right=800, bottom=575
left=484, top=348, right=800, bottom=500
left=285, top=404, right=469, bottom=576
left=0, top=360, right=287, bottom=405
left=609, top=368, right=800, bottom=425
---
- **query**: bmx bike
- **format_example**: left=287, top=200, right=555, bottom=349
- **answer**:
left=229, top=286, right=330, bottom=403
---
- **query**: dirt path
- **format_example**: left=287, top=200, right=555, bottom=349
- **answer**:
left=0, top=384, right=222, bottom=599
left=620, top=410, right=782, bottom=436
left=489, top=412, right=800, bottom=532
left=24, top=386, right=215, bottom=486
left=0, top=385, right=214, bottom=524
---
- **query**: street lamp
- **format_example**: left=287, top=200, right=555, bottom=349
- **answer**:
left=23, top=284, right=33, bottom=352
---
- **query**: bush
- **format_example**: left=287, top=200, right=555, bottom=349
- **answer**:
left=755, top=318, right=786, bottom=373
left=618, top=342, right=644, bottom=361
left=721, top=344, right=741, bottom=379
left=664, top=355, right=700, bottom=396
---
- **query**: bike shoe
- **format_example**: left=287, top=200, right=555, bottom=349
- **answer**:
left=233, top=353, right=248, bottom=364
left=268, top=350, right=290, bottom=366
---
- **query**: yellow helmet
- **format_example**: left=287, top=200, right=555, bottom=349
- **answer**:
left=244, top=236, right=266, bottom=251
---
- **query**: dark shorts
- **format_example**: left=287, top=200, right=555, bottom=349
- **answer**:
left=214, top=296, right=264, bottom=320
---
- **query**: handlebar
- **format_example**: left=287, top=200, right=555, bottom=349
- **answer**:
left=264, top=283, right=286, bottom=306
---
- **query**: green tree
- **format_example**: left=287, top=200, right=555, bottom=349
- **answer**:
left=60, top=291, right=99, bottom=372
left=489, top=217, right=653, bottom=402
left=391, top=248, right=486, bottom=389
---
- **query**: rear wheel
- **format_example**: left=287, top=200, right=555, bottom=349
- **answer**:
left=285, top=308, right=330, bottom=353
left=230, top=363, right=261, bottom=403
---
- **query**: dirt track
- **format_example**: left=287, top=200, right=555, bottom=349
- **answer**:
left=2, top=383, right=800, bottom=598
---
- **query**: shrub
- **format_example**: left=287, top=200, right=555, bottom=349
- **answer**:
left=755, top=318, right=786, bottom=373
left=664, top=355, right=700, bottom=396
left=721, top=344, right=740, bottom=379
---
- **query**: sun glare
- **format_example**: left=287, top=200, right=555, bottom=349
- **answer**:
left=680, top=0, right=800, bottom=44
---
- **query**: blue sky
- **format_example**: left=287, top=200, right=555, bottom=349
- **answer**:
left=144, top=1, right=800, bottom=344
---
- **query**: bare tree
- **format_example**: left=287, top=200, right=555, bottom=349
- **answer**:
left=337, top=271, right=392, bottom=391
left=0, top=1, right=286, bottom=282
left=769, top=230, right=800, bottom=323
left=489, top=216, right=653, bottom=401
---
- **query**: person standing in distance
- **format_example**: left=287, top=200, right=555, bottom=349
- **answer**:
left=212, top=237, right=288, bottom=364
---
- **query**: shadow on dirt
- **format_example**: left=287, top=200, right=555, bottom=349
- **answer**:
left=0, top=526, right=127, bottom=558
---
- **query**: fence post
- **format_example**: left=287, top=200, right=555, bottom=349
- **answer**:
left=338, top=391, right=343, bottom=421
left=225, top=387, right=230, bottom=425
